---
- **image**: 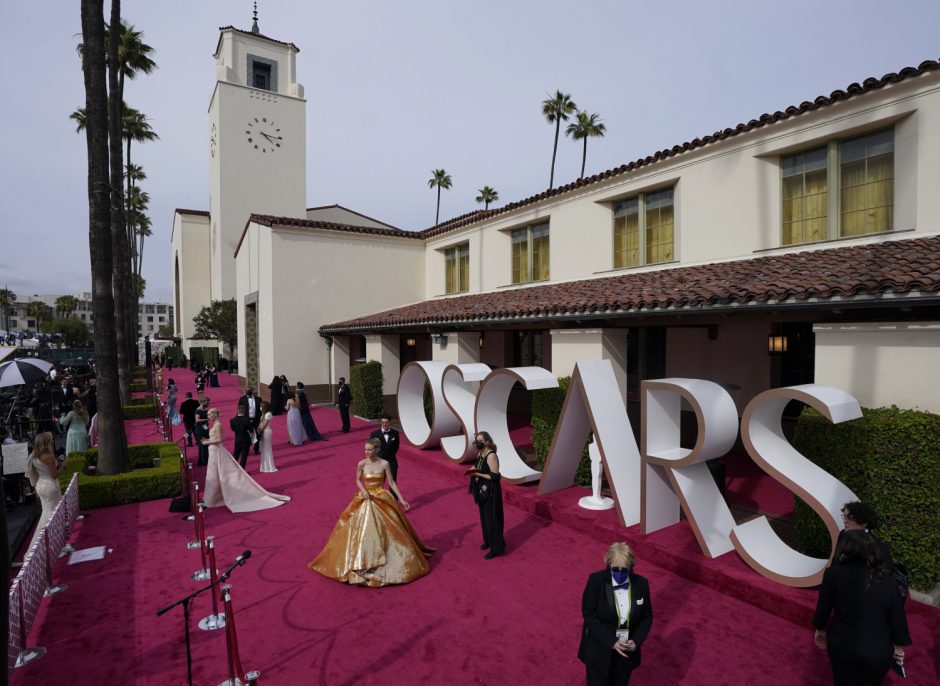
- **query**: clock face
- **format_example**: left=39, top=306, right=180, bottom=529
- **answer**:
left=209, top=123, right=217, bottom=158
left=245, top=117, right=283, bottom=153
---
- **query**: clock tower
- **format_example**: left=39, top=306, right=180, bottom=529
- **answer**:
left=208, top=21, right=306, bottom=303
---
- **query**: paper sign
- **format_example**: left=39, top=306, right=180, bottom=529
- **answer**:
left=1, top=442, right=30, bottom=474
left=68, top=546, right=107, bottom=565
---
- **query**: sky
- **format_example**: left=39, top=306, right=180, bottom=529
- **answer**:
left=2, top=0, right=939, bottom=302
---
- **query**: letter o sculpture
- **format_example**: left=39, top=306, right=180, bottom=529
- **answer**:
left=397, top=361, right=461, bottom=449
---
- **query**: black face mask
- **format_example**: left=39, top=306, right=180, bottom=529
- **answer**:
left=473, top=441, right=485, bottom=450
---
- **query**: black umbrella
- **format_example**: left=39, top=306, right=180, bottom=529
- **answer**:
left=0, top=358, right=53, bottom=387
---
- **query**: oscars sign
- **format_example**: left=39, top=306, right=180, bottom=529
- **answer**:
left=397, top=360, right=862, bottom=588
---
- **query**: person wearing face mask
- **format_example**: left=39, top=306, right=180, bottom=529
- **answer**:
left=465, top=431, right=505, bottom=559
left=578, top=542, right=653, bottom=685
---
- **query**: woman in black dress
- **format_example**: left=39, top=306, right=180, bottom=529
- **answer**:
left=269, top=376, right=284, bottom=415
left=813, top=529, right=910, bottom=686
left=465, top=431, right=505, bottom=559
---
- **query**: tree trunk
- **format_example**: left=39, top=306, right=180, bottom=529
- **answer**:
left=83, top=0, right=128, bottom=475
left=124, top=136, right=140, bottom=368
left=550, top=119, right=560, bottom=189
left=581, top=138, right=587, bottom=179
left=435, top=186, right=441, bottom=225
left=107, top=0, right=131, bottom=403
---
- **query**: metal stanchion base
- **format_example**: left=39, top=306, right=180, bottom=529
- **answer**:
left=186, top=539, right=202, bottom=549
left=191, top=568, right=216, bottom=581
left=246, top=670, right=260, bottom=685
left=184, top=514, right=195, bottom=521
left=198, top=613, right=227, bottom=631
left=15, top=646, right=47, bottom=668
left=59, top=543, right=76, bottom=558
left=44, top=584, right=68, bottom=597
left=217, top=679, right=245, bottom=686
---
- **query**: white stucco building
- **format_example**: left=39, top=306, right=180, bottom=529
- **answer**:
left=171, top=20, right=940, bottom=413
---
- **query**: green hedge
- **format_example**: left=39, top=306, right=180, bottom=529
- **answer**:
left=123, top=402, right=157, bottom=419
left=531, top=377, right=592, bottom=486
left=792, top=406, right=940, bottom=591
left=350, top=360, right=384, bottom=419
left=58, top=442, right=181, bottom=509
left=126, top=396, right=153, bottom=406
left=130, top=381, right=151, bottom=393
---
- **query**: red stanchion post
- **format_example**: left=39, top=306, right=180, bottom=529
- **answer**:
left=187, top=486, right=202, bottom=549
left=179, top=451, right=189, bottom=497
left=198, top=539, right=226, bottom=631
left=220, top=585, right=254, bottom=686
left=191, top=506, right=211, bottom=580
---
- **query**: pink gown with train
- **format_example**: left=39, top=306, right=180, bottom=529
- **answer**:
left=202, top=422, right=290, bottom=513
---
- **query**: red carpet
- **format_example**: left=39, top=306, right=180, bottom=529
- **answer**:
left=11, top=372, right=939, bottom=685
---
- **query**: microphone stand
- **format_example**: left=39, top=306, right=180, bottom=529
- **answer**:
left=156, top=555, right=250, bottom=686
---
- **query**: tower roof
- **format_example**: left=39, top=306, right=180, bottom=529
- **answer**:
left=214, top=26, right=300, bottom=55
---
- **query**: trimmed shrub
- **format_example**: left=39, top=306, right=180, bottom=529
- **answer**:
left=130, top=381, right=150, bottom=393
left=126, top=396, right=153, bottom=407
left=123, top=402, right=157, bottom=419
left=792, top=406, right=940, bottom=591
left=350, top=360, right=384, bottom=419
left=531, top=377, right=592, bottom=486
left=59, top=442, right=181, bottom=509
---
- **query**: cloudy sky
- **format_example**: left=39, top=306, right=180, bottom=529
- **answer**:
left=3, top=0, right=939, bottom=302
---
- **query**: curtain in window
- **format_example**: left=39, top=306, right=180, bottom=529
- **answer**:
left=646, top=190, right=674, bottom=264
left=613, top=200, right=639, bottom=268
left=841, top=133, right=893, bottom=236
left=511, top=229, right=529, bottom=284
left=782, top=147, right=828, bottom=245
left=457, top=244, right=469, bottom=292
left=531, top=223, right=550, bottom=281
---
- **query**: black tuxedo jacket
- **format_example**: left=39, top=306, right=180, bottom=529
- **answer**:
left=370, top=428, right=400, bottom=461
left=237, top=394, right=260, bottom=423
left=337, top=384, right=351, bottom=407
left=229, top=415, right=253, bottom=449
left=812, top=560, right=910, bottom=660
left=578, top=569, right=653, bottom=675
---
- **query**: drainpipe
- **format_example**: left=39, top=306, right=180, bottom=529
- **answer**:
left=325, top=336, right=334, bottom=403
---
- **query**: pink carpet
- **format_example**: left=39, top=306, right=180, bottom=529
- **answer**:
left=11, top=371, right=939, bottom=685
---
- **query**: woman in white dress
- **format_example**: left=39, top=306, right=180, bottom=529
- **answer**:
left=25, top=432, right=64, bottom=552
left=201, top=408, right=290, bottom=513
left=258, top=402, right=277, bottom=472
left=285, top=392, right=306, bottom=446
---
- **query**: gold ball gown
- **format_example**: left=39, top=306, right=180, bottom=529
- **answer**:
left=308, top=472, right=435, bottom=587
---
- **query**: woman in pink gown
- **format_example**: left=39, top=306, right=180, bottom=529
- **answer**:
left=201, top=408, right=290, bottom=513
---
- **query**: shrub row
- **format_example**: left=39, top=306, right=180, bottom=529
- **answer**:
left=531, top=377, right=592, bottom=486
left=59, top=442, right=181, bottom=509
left=123, top=402, right=157, bottom=419
left=350, top=360, right=384, bottom=419
left=792, top=406, right=940, bottom=591
left=130, top=381, right=151, bottom=393
left=126, top=396, right=153, bottom=407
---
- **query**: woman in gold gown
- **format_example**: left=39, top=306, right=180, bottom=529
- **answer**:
left=309, top=437, right=435, bottom=587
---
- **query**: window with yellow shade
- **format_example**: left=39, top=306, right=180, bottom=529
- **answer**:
left=511, top=222, right=550, bottom=284
left=444, top=243, right=469, bottom=294
left=780, top=128, right=893, bottom=244
left=613, top=188, right=674, bottom=269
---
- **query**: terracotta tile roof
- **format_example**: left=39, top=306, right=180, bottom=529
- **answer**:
left=420, top=58, right=940, bottom=238
left=216, top=26, right=300, bottom=53
left=320, top=234, right=940, bottom=332
left=175, top=208, right=210, bottom=217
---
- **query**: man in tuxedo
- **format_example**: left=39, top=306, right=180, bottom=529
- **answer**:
left=578, top=542, right=653, bottom=685
left=237, top=387, right=261, bottom=454
left=57, top=377, right=75, bottom=414
left=194, top=396, right=210, bottom=466
left=370, top=414, right=401, bottom=485
left=229, top=405, right=253, bottom=469
left=78, top=377, right=97, bottom=418
left=179, top=392, right=200, bottom=447
left=336, top=376, right=352, bottom=433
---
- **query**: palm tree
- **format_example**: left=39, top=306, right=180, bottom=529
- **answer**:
left=80, top=0, right=129, bottom=474
left=475, top=186, right=499, bottom=211
left=26, top=301, right=52, bottom=332
left=428, top=169, right=453, bottom=226
left=55, top=295, right=79, bottom=319
left=122, top=109, right=157, bottom=302
left=0, top=288, right=15, bottom=332
left=566, top=111, right=607, bottom=179
left=542, top=91, right=578, bottom=189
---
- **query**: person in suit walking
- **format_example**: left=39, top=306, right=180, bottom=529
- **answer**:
left=370, top=414, right=400, bottom=486
left=578, top=542, right=653, bottom=686
left=237, top=387, right=261, bottom=454
left=336, top=376, right=352, bottom=433
left=179, top=392, right=200, bottom=447
left=194, top=396, right=210, bottom=466
left=229, top=405, right=253, bottom=469
left=813, top=529, right=910, bottom=686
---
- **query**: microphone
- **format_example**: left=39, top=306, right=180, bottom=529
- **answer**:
left=235, top=550, right=252, bottom=566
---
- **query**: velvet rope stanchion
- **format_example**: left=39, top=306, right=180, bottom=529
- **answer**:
left=192, top=506, right=213, bottom=581
left=187, top=491, right=205, bottom=550
left=219, top=585, right=257, bottom=686
left=198, top=539, right=226, bottom=631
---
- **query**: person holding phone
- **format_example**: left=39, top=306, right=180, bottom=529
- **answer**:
left=465, top=431, right=505, bottom=559
left=578, top=542, right=653, bottom=685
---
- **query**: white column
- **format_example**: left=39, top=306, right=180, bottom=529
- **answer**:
left=331, top=335, right=351, bottom=383
left=365, top=334, right=401, bottom=396
left=550, top=328, right=629, bottom=402
left=431, top=332, right=480, bottom=365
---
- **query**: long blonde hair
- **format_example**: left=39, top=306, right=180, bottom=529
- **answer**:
left=72, top=399, right=89, bottom=424
left=26, top=431, right=55, bottom=486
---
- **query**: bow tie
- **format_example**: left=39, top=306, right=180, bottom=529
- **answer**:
left=613, top=581, right=630, bottom=591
